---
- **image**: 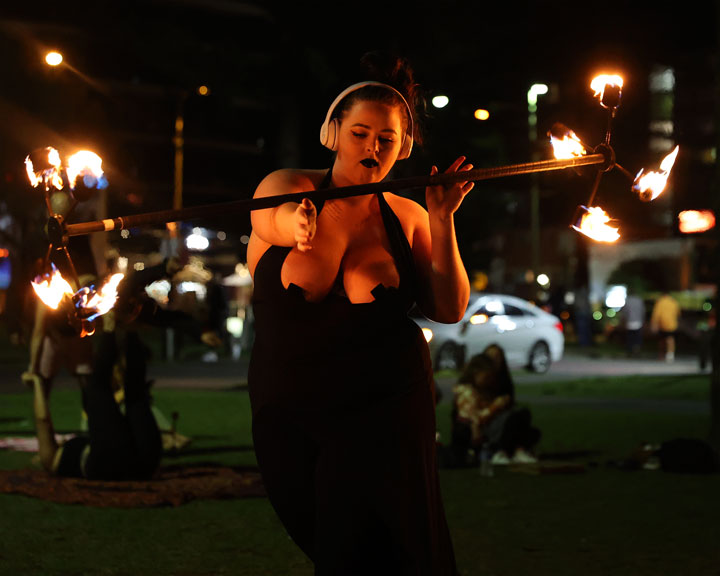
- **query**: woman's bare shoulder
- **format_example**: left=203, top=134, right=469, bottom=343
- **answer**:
left=384, top=193, right=427, bottom=221
left=254, top=168, right=329, bottom=198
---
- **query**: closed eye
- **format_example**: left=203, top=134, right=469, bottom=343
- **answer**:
left=351, top=131, right=395, bottom=146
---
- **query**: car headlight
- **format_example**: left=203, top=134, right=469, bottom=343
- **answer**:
left=421, top=327, right=433, bottom=343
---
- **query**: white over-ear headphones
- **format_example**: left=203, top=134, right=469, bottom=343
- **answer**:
left=319, top=81, right=414, bottom=160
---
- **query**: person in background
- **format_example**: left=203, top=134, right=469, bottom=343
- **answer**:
left=27, top=280, right=164, bottom=480
left=650, top=290, right=681, bottom=362
left=573, top=284, right=593, bottom=348
left=622, top=287, right=645, bottom=357
left=448, top=352, right=499, bottom=467
left=22, top=189, right=102, bottom=420
left=202, top=271, right=229, bottom=362
left=450, top=345, right=541, bottom=467
left=24, top=267, right=95, bottom=409
left=696, top=300, right=715, bottom=372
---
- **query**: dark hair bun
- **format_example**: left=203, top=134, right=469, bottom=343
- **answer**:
left=359, top=50, right=424, bottom=145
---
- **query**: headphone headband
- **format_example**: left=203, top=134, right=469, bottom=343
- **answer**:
left=319, top=81, right=414, bottom=159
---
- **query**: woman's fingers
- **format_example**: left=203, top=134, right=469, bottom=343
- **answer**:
left=295, top=198, right=317, bottom=251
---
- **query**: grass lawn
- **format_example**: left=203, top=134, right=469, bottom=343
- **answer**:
left=1, top=373, right=719, bottom=575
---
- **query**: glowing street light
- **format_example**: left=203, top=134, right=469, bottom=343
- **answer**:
left=527, top=84, right=549, bottom=135
left=528, top=83, right=549, bottom=278
left=536, top=273, right=550, bottom=287
left=431, top=95, right=449, bottom=109
left=474, top=108, right=490, bottom=121
left=45, top=51, right=63, bottom=67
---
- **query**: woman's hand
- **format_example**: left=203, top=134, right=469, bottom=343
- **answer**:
left=425, top=156, right=475, bottom=220
left=294, top=198, right=317, bottom=252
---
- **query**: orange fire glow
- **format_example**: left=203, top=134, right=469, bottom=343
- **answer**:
left=633, top=145, right=679, bottom=201
left=678, top=210, right=716, bottom=234
left=32, top=264, right=125, bottom=330
left=550, top=129, right=587, bottom=159
left=591, top=74, right=624, bottom=95
left=590, top=74, right=624, bottom=104
left=571, top=206, right=620, bottom=243
left=25, top=147, right=63, bottom=191
left=73, top=273, right=125, bottom=321
left=31, top=264, right=74, bottom=309
left=66, top=150, right=105, bottom=191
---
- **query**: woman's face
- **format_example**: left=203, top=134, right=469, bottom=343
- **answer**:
left=334, top=99, right=405, bottom=185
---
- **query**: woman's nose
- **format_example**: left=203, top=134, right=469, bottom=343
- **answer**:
left=367, top=139, right=379, bottom=153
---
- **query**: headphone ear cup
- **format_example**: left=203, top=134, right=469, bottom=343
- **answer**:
left=320, top=118, right=339, bottom=151
left=398, top=135, right=413, bottom=160
left=326, top=118, right=339, bottom=151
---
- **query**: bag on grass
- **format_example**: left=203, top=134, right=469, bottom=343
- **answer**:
left=658, top=438, right=720, bottom=474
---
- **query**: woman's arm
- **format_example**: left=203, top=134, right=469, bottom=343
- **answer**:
left=411, top=157, right=474, bottom=323
left=250, top=170, right=318, bottom=252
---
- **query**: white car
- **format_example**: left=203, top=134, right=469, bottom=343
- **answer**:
left=410, top=293, right=565, bottom=373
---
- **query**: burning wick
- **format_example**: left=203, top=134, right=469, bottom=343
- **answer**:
left=25, top=147, right=64, bottom=191
left=571, top=205, right=620, bottom=243
left=632, top=145, right=679, bottom=202
left=591, top=74, right=623, bottom=110
left=72, top=273, right=124, bottom=322
left=31, top=263, right=74, bottom=309
left=25, top=147, right=107, bottom=207
left=549, top=123, right=587, bottom=159
left=31, top=265, right=125, bottom=334
left=65, top=150, right=108, bottom=200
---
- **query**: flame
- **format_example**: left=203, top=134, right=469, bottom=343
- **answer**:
left=571, top=206, right=620, bottom=243
left=73, top=273, right=125, bottom=321
left=32, top=264, right=125, bottom=330
left=591, top=74, right=624, bottom=96
left=31, top=263, right=74, bottom=309
left=550, top=130, right=587, bottom=159
left=632, top=145, right=679, bottom=201
left=591, top=74, right=623, bottom=110
left=678, top=210, right=715, bottom=234
left=66, top=150, right=107, bottom=191
left=25, top=147, right=64, bottom=191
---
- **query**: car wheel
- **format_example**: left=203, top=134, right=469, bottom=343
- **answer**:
left=436, top=342, right=465, bottom=372
left=528, top=341, right=551, bottom=373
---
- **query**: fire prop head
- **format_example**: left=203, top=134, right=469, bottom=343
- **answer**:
left=550, top=74, right=679, bottom=242
left=26, top=147, right=117, bottom=337
left=31, top=263, right=124, bottom=337
left=632, top=145, right=680, bottom=202
left=590, top=74, right=623, bottom=113
left=25, top=147, right=107, bottom=219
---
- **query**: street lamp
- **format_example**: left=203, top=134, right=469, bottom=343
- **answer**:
left=45, top=51, right=63, bottom=67
left=170, top=85, right=211, bottom=231
left=528, top=83, right=549, bottom=279
left=43, top=50, right=108, bottom=96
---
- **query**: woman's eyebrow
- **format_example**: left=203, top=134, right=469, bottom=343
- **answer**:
left=350, top=122, right=399, bottom=135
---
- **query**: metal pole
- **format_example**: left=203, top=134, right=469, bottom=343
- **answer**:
left=528, top=84, right=549, bottom=279
left=63, top=153, right=608, bottom=238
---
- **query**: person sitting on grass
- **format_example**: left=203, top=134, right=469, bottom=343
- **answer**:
left=23, top=254, right=196, bottom=480
left=450, top=345, right=541, bottom=467
left=27, top=325, right=163, bottom=480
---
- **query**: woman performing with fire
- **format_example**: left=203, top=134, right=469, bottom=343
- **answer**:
left=247, top=51, right=473, bottom=574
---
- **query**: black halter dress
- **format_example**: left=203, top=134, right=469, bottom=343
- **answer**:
left=248, top=171, right=458, bottom=575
